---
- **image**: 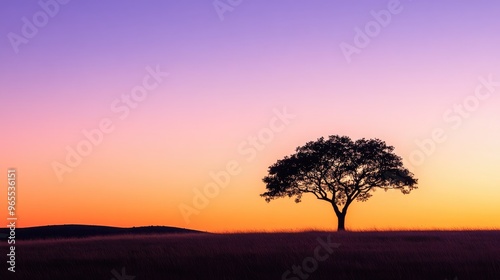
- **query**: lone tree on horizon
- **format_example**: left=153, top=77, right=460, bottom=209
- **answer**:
left=260, top=135, right=418, bottom=231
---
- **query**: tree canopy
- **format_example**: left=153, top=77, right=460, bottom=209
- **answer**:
left=261, top=135, right=418, bottom=230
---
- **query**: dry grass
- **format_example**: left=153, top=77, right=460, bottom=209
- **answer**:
left=1, top=230, right=500, bottom=279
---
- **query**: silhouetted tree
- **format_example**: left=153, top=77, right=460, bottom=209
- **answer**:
left=261, top=135, right=417, bottom=231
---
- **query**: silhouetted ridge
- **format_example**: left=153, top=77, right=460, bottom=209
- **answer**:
left=0, top=224, right=204, bottom=240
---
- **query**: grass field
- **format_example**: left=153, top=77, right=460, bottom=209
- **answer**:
left=2, top=230, right=500, bottom=280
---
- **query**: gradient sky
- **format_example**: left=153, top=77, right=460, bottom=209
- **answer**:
left=1, top=0, right=499, bottom=232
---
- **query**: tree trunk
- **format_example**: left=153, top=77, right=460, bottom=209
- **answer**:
left=337, top=212, right=346, bottom=231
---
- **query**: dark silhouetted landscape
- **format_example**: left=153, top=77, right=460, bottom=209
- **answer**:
left=0, top=224, right=203, bottom=240
left=1, top=228, right=500, bottom=279
left=3, top=0, right=500, bottom=279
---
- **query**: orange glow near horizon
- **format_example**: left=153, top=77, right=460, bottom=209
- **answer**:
left=2, top=121, right=500, bottom=232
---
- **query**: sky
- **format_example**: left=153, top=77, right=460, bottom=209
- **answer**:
left=1, top=0, right=499, bottom=232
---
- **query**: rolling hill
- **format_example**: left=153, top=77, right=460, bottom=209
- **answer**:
left=0, top=224, right=204, bottom=240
